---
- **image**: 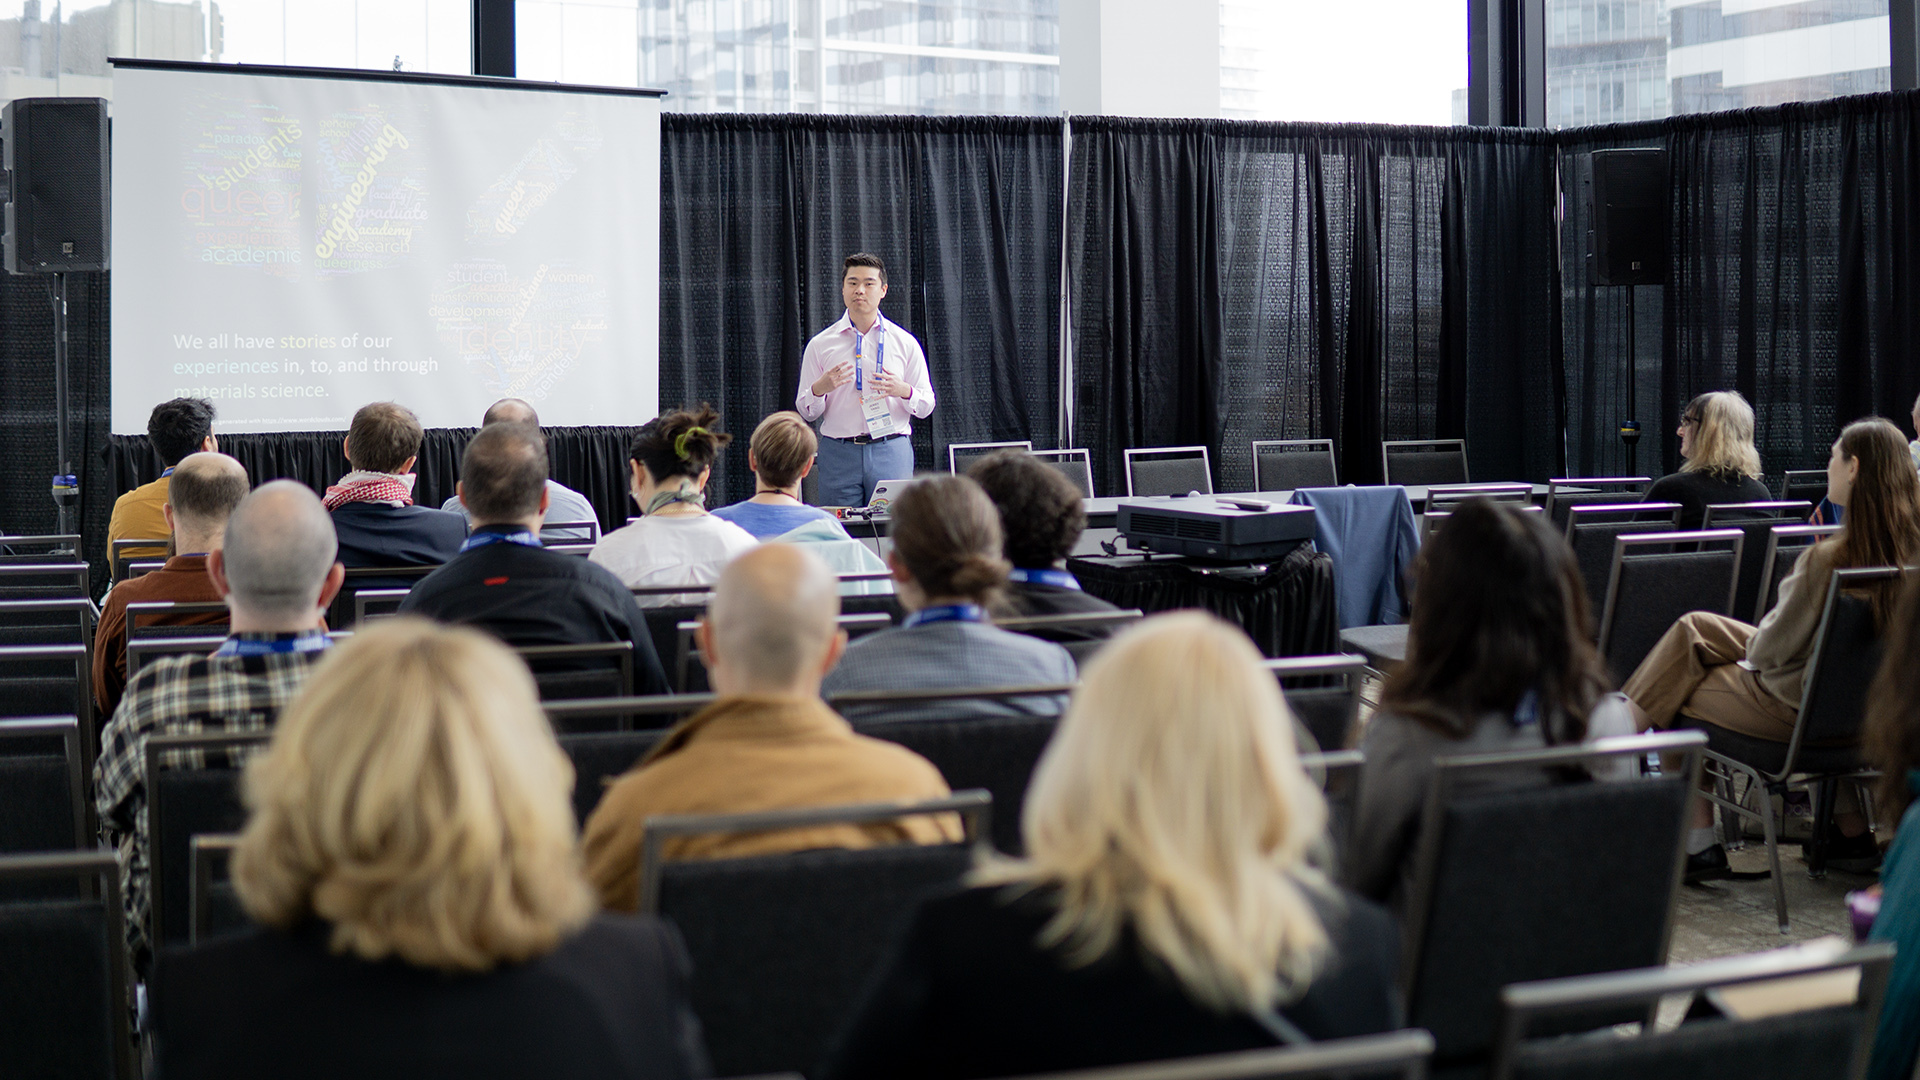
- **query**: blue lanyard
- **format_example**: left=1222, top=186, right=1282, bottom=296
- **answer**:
left=160, top=466, right=176, bottom=478
left=852, top=312, right=886, bottom=394
left=460, top=529, right=542, bottom=553
left=904, top=603, right=985, bottom=628
left=1008, top=567, right=1081, bottom=591
left=212, top=634, right=332, bottom=658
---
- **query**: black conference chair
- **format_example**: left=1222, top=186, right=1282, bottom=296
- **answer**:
left=188, top=833, right=246, bottom=946
left=0, top=851, right=134, bottom=1080
left=513, top=641, right=635, bottom=701
left=637, top=792, right=991, bottom=1077
left=1381, top=439, right=1468, bottom=487
left=948, top=440, right=1032, bottom=475
left=0, top=717, right=89, bottom=899
left=1543, top=477, right=1653, bottom=533
left=1251, top=439, right=1337, bottom=491
left=1490, top=941, right=1895, bottom=1080
left=0, top=644, right=95, bottom=764
left=994, top=609, right=1143, bottom=665
left=994, top=1030, right=1436, bottom=1080
left=1400, top=730, right=1702, bottom=1068
left=0, top=534, right=82, bottom=563
left=1565, top=502, right=1682, bottom=623
left=1697, top=565, right=1899, bottom=931
left=125, top=600, right=230, bottom=639
left=857, top=713, right=1060, bottom=855
left=674, top=612, right=893, bottom=694
left=1779, top=469, right=1829, bottom=506
left=539, top=519, right=602, bottom=544
left=1699, top=501, right=1813, bottom=624
left=1595, top=529, right=1743, bottom=684
left=351, top=587, right=411, bottom=625
left=1124, top=446, right=1213, bottom=497
left=544, top=693, right=711, bottom=735
left=125, top=634, right=228, bottom=681
left=111, top=537, right=169, bottom=582
left=0, top=562, right=92, bottom=601
left=556, top=728, right=669, bottom=824
left=1267, top=653, right=1368, bottom=754
left=827, top=682, right=1076, bottom=725
left=145, top=730, right=269, bottom=949
left=1032, top=448, right=1096, bottom=498
left=328, top=565, right=440, bottom=628
left=1752, top=523, right=1839, bottom=623
left=0, top=597, right=97, bottom=649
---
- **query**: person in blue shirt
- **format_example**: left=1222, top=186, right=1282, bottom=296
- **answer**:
left=1863, top=575, right=1920, bottom=1080
left=712, top=411, right=849, bottom=541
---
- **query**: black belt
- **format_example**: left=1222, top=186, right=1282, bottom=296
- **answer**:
left=829, top=433, right=906, bottom=445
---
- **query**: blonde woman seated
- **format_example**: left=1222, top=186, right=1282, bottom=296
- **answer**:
left=150, top=619, right=708, bottom=1080
left=819, top=613, right=1400, bottom=1080
left=591, top=405, right=757, bottom=606
left=1644, top=390, right=1771, bottom=530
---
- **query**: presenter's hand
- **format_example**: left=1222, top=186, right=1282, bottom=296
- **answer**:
left=871, top=368, right=912, bottom=400
left=811, top=361, right=855, bottom=397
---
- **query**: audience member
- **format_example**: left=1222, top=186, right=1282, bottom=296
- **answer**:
left=108, top=397, right=218, bottom=570
left=1347, top=499, right=1635, bottom=908
left=1863, top=576, right=1920, bottom=1080
left=590, top=405, right=757, bottom=605
left=400, top=422, right=667, bottom=694
left=326, top=401, right=467, bottom=568
left=583, top=544, right=957, bottom=911
left=1642, top=390, right=1772, bottom=529
left=1624, top=417, right=1920, bottom=876
left=151, top=619, right=708, bottom=1080
left=711, top=410, right=846, bottom=540
left=441, top=398, right=600, bottom=541
left=820, top=613, right=1400, bottom=1080
left=968, top=449, right=1123, bottom=630
left=93, top=452, right=249, bottom=717
left=821, top=474, right=1075, bottom=719
left=94, top=481, right=346, bottom=971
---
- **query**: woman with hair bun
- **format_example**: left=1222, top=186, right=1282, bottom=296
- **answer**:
left=1644, top=390, right=1772, bottom=530
left=590, top=405, right=758, bottom=607
left=821, top=474, right=1075, bottom=720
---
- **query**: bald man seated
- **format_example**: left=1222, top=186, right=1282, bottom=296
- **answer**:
left=93, top=452, right=251, bottom=717
left=582, top=543, right=960, bottom=912
left=441, top=398, right=600, bottom=541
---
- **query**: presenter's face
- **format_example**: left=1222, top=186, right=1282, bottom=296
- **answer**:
left=843, top=267, right=887, bottom=317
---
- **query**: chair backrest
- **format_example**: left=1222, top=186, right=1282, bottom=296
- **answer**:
left=0, top=597, right=97, bottom=649
left=545, top=692, right=712, bottom=735
left=1420, top=503, right=1543, bottom=545
left=556, top=729, right=668, bottom=824
left=994, top=1030, right=1437, bottom=1080
left=329, top=564, right=440, bottom=627
left=513, top=641, right=635, bottom=701
left=1382, top=439, right=1469, bottom=486
left=1754, top=523, right=1841, bottom=623
left=0, top=717, right=87, bottom=868
left=1543, top=478, right=1652, bottom=532
left=828, top=681, right=1076, bottom=724
left=0, top=563, right=91, bottom=599
left=146, top=730, right=270, bottom=948
left=0, top=644, right=94, bottom=764
left=1779, top=469, right=1829, bottom=505
left=0, top=851, right=133, bottom=1080
left=1491, top=941, right=1894, bottom=1080
left=948, top=440, right=1034, bottom=475
left=673, top=612, right=893, bottom=693
left=188, top=833, right=245, bottom=947
left=539, top=519, right=602, bottom=544
left=1699, top=502, right=1814, bottom=623
left=1125, top=446, right=1214, bottom=497
left=1790, top=566, right=1903, bottom=754
left=1566, top=503, right=1682, bottom=618
left=1267, top=654, right=1368, bottom=753
left=126, top=635, right=227, bottom=680
left=348, top=588, right=411, bottom=625
left=856, top=713, right=1060, bottom=855
left=1401, top=731, right=1703, bottom=1063
left=1597, top=530, right=1743, bottom=683
left=641, top=602, right=708, bottom=682
left=1252, top=439, right=1337, bottom=491
left=111, top=537, right=168, bottom=581
left=640, top=792, right=989, bottom=1077
left=995, top=609, right=1144, bottom=640
left=1425, top=483, right=1532, bottom=511
left=1032, top=448, right=1096, bottom=498
left=0, top=534, right=81, bottom=562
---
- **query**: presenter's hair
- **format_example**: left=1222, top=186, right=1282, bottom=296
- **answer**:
left=888, top=474, right=1009, bottom=602
left=231, top=618, right=595, bottom=973
left=969, top=450, right=1087, bottom=569
left=1679, top=390, right=1762, bottom=479
left=347, top=402, right=425, bottom=474
left=844, top=251, right=887, bottom=285
left=631, top=404, right=732, bottom=483
left=748, top=411, right=817, bottom=489
left=1382, top=498, right=1607, bottom=745
left=974, top=612, right=1331, bottom=1013
left=147, top=398, right=217, bottom=466
left=461, top=423, right=548, bottom=524
left=166, top=453, right=250, bottom=527
left=482, top=398, right=539, bottom=427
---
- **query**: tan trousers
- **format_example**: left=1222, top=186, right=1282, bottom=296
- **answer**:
left=1621, top=611, right=1799, bottom=742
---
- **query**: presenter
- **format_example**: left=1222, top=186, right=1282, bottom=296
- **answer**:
left=796, top=252, right=935, bottom=506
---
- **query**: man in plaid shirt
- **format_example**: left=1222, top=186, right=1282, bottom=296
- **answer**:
left=94, top=480, right=346, bottom=971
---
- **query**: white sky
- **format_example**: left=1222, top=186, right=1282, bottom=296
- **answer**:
left=1233, top=0, right=1470, bottom=126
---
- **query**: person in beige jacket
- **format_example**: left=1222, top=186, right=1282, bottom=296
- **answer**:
left=582, top=542, right=960, bottom=912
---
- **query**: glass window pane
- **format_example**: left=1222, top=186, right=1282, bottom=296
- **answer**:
left=1219, top=1, right=1469, bottom=124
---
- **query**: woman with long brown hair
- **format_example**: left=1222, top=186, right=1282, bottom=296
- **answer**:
left=1860, top=577, right=1920, bottom=1080
left=1624, top=416, right=1920, bottom=878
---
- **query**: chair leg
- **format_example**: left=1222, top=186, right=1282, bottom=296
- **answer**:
left=1713, top=768, right=1741, bottom=850
left=1761, top=782, right=1789, bottom=934
left=1807, top=778, right=1836, bottom=879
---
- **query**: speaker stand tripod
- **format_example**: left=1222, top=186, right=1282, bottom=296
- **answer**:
left=48, top=272, right=78, bottom=537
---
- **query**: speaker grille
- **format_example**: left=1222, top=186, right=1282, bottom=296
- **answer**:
left=4, top=97, right=110, bottom=274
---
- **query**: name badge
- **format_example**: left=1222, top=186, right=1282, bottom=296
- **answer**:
left=862, top=386, right=905, bottom=439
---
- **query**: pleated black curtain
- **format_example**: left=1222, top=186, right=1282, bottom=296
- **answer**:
left=0, top=273, right=110, bottom=558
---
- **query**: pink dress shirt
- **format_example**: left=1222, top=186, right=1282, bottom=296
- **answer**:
left=795, top=311, right=936, bottom=439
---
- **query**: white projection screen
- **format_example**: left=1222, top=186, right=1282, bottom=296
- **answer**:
left=109, top=61, right=660, bottom=434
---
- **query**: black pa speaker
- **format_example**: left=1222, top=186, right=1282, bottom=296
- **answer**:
left=1587, top=148, right=1666, bottom=287
left=3, top=97, right=109, bottom=274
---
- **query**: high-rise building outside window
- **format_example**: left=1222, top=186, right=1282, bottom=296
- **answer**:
left=1219, top=0, right=1468, bottom=125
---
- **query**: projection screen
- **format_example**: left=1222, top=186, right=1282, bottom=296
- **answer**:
left=109, top=60, right=660, bottom=434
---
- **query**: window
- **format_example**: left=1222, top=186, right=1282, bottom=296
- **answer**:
left=1219, top=0, right=1469, bottom=124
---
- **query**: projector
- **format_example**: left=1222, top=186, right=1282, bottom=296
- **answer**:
left=1117, top=498, right=1316, bottom=561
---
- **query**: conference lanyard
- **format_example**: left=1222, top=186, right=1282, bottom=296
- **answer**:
left=212, top=634, right=332, bottom=658
left=852, top=312, right=886, bottom=394
left=904, top=603, right=986, bottom=628
left=1007, top=567, right=1081, bottom=591
left=460, top=529, right=542, bottom=552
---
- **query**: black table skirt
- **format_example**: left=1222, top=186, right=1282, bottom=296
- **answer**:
left=1067, top=544, right=1337, bottom=658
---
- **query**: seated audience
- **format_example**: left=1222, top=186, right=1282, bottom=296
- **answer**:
left=1643, top=390, right=1771, bottom=529
left=1864, top=577, right=1920, bottom=1080
left=108, top=397, right=218, bottom=571
left=94, top=481, right=346, bottom=972
left=968, top=448, right=1123, bottom=629
left=711, top=410, right=847, bottom=540
left=93, top=452, right=249, bottom=717
left=1624, top=417, right=1920, bottom=876
left=326, top=401, right=467, bottom=568
left=590, top=405, right=757, bottom=605
left=441, top=398, right=600, bottom=541
left=583, top=543, right=957, bottom=911
left=820, top=613, right=1400, bottom=1080
left=401, top=422, right=668, bottom=694
left=151, top=619, right=708, bottom=1080
left=1347, top=499, right=1634, bottom=909
left=820, top=474, right=1076, bottom=719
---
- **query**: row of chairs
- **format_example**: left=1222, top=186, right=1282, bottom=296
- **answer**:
left=946, top=438, right=1479, bottom=501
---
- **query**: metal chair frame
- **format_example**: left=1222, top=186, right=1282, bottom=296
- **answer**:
left=111, top=537, right=169, bottom=581
left=1030, top=448, right=1097, bottom=498
left=1542, top=477, right=1652, bottom=523
left=947, top=440, right=1034, bottom=475
left=0, top=715, right=88, bottom=851
left=0, top=850, right=134, bottom=1080
left=352, top=588, right=412, bottom=625
left=1752, top=523, right=1841, bottom=623
left=1250, top=439, right=1338, bottom=491
left=1699, top=501, right=1814, bottom=528
left=144, top=730, right=271, bottom=950
left=1381, top=439, right=1469, bottom=487
left=0, top=562, right=91, bottom=597
left=515, top=641, right=637, bottom=698
left=1595, top=528, right=1745, bottom=662
left=539, top=519, right=603, bottom=543
left=1123, top=446, right=1214, bottom=497
left=1778, top=468, right=1829, bottom=504
left=0, top=597, right=99, bottom=651
left=0, top=643, right=94, bottom=764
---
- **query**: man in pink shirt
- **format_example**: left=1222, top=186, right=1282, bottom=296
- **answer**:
left=795, top=252, right=936, bottom=505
